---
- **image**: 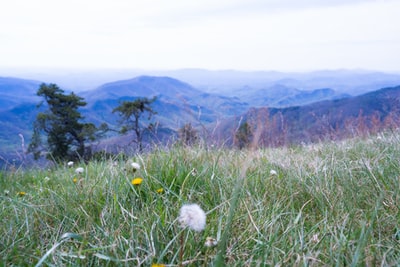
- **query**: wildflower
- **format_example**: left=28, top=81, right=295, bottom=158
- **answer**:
left=75, top=167, right=84, bottom=174
left=205, top=236, right=218, bottom=247
left=311, top=234, right=320, bottom=243
left=130, top=162, right=140, bottom=172
left=270, top=169, right=277, bottom=176
left=151, top=264, right=165, bottom=267
left=73, top=177, right=78, bottom=184
left=178, top=203, right=206, bottom=232
left=44, top=176, right=50, bottom=182
left=156, top=188, right=164, bottom=194
left=4, top=190, right=10, bottom=196
left=131, top=178, right=143, bottom=186
left=67, top=161, right=74, bottom=167
left=17, top=191, right=26, bottom=197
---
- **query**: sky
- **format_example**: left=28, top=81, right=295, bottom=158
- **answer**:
left=1, top=0, right=400, bottom=72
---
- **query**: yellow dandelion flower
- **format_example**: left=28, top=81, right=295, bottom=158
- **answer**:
left=17, top=191, right=26, bottom=197
left=131, top=178, right=143, bottom=186
left=73, top=177, right=78, bottom=183
left=152, top=264, right=165, bottom=267
left=156, top=188, right=164, bottom=194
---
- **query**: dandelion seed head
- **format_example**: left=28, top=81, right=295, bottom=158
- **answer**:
left=270, top=169, right=277, bottom=176
left=178, top=203, right=206, bottom=232
left=130, top=162, right=140, bottom=171
left=75, top=167, right=84, bottom=174
left=205, top=236, right=218, bottom=247
left=67, top=161, right=74, bottom=167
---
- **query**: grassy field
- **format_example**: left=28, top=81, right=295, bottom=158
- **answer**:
left=1, top=131, right=400, bottom=266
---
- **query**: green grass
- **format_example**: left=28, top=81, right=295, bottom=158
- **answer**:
left=1, top=131, right=400, bottom=266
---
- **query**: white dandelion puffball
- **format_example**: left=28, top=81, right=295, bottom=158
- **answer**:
left=205, top=237, right=218, bottom=247
left=178, top=203, right=206, bottom=232
left=75, top=167, right=84, bottom=174
left=130, top=162, right=140, bottom=171
left=270, top=169, right=277, bottom=176
left=67, top=161, right=74, bottom=167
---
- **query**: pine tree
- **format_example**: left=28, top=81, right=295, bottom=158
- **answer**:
left=112, top=97, right=156, bottom=152
left=28, top=83, right=105, bottom=161
left=234, top=121, right=253, bottom=149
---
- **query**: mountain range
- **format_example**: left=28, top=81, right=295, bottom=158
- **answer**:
left=1, top=69, right=400, bottom=165
left=213, top=86, right=400, bottom=147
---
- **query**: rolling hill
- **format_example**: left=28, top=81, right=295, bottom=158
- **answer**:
left=239, top=85, right=350, bottom=107
left=81, top=75, right=249, bottom=128
left=214, top=85, right=400, bottom=147
left=0, top=73, right=399, bottom=166
left=0, top=77, right=41, bottom=111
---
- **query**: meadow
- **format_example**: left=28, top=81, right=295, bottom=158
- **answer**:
left=1, top=131, right=399, bottom=266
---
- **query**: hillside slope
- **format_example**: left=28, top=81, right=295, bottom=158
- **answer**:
left=1, top=74, right=399, bottom=164
left=215, top=85, right=400, bottom=146
left=81, top=75, right=249, bottom=128
left=0, top=77, right=41, bottom=111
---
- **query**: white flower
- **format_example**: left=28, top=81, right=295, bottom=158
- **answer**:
left=67, top=161, right=74, bottom=167
left=270, top=169, right=277, bottom=176
left=130, top=162, right=140, bottom=171
left=75, top=167, right=84, bottom=174
left=311, top=234, right=320, bottom=243
left=44, top=176, right=50, bottom=182
left=178, top=203, right=206, bottom=232
left=205, top=237, right=218, bottom=247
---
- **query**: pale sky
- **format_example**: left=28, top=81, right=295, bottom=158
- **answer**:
left=1, top=0, right=400, bottom=72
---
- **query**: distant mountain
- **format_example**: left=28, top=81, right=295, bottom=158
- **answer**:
left=214, top=85, right=400, bottom=146
left=161, top=69, right=400, bottom=96
left=1, top=72, right=400, bottom=166
left=0, top=77, right=41, bottom=96
left=82, top=76, right=203, bottom=101
left=3, top=68, right=400, bottom=95
left=0, top=77, right=41, bottom=110
left=82, top=75, right=249, bottom=128
left=240, top=85, right=350, bottom=107
left=0, top=77, right=42, bottom=163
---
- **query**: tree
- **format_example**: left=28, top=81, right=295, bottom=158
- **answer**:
left=112, top=97, right=157, bottom=152
left=28, top=83, right=106, bottom=161
left=234, top=121, right=253, bottom=149
left=178, top=123, right=198, bottom=146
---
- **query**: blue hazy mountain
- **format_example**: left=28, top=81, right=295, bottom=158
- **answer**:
left=80, top=75, right=249, bottom=128
left=0, top=71, right=399, bottom=164
left=214, top=85, right=400, bottom=146
left=0, top=77, right=41, bottom=111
